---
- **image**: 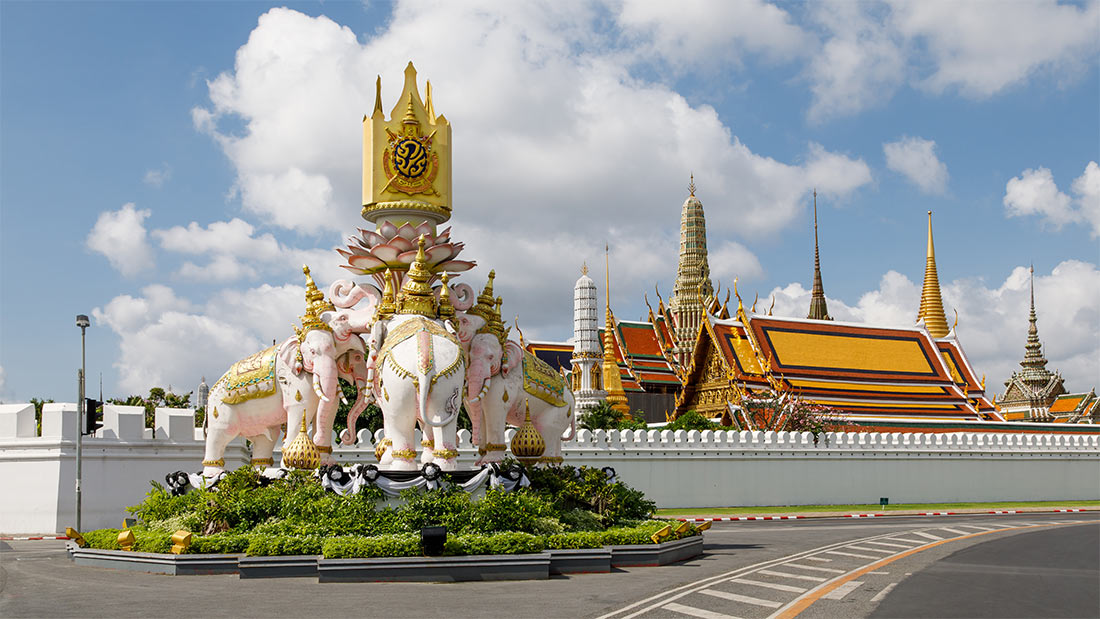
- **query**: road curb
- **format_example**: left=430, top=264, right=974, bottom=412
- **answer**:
left=674, top=507, right=1098, bottom=522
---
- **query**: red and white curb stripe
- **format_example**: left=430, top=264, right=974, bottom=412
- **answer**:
left=844, top=514, right=879, bottom=518
left=680, top=515, right=804, bottom=522
left=987, top=510, right=1018, bottom=514
left=1055, top=508, right=1085, bottom=513
left=0, top=535, right=70, bottom=541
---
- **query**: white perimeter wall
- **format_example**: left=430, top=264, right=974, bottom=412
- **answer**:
left=1, top=403, right=1097, bottom=534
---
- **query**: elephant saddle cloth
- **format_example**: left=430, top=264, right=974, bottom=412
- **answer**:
left=217, top=345, right=278, bottom=404
left=522, top=349, right=566, bottom=407
left=378, top=316, right=463, bottom=386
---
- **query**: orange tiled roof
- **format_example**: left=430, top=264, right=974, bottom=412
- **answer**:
left=1050, top=393, right=1087, bottom=413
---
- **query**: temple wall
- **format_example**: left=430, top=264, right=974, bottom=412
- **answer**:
left=1, top=403, right=1097, bottom=533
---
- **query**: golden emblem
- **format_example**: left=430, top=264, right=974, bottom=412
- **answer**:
left=381, top=95, right=439, bottom=196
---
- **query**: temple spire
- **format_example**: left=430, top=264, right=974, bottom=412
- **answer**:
left=916, top=211, right=950, bottom=338
left=669, top=175, right=713, bottom=370
left=807, top=189, right=832, bottom=321
left=1021, top=265, right=1047, bottom=371
left=601, top=245, right=631, bottom=416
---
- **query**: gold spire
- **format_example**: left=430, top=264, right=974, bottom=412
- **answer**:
left=602, top=245, right=631, bottom=416
left=916, top=211, right=950, bottom=338
left=395, top=236, right=438, bottom=317
left=297, top=265, right=334, bottom=341
left=689, top=172, right=696, bottom=197
left=808, top=190, right=832, bottom=320
left=371, top=76, right=383, bottom=118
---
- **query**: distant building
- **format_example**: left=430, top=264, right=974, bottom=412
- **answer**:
left=196, top=376, right=209, bottom=411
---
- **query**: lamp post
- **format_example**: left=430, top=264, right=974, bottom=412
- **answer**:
left=75, top=314, right=90, bottom=531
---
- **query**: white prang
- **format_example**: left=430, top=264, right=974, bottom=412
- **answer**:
left=571, top=266, right=606, bottom=411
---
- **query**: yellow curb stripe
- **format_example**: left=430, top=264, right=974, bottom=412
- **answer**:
left=774, top=522, right=1065, bottom=619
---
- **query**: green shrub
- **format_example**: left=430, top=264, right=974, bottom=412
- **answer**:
left=83, top=528, right=122, bottom=550
left=396, top=485, right=474, bottom=533
left=322, top=534, right=420, bottom=559
left=544, top=531, right=605, bottom=549
left=244, top=534, right=323, bottom=556
left=526, top=465, right=655, bottom=526
left=558, top=508, right=603, bottom=531
left=465, top=489, right=554, bottom=534
left=189, top=533, right=250, bottom=554
left=579, top=402, right=648, bottom=431
left=447, top=532, right=544, bottom=556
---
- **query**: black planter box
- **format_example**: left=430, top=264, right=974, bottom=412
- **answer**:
left=318, top=552, right=552, bottom=582
left=609, top=536, right=704, bottom=567
left=238, top=554, right=320, bottom=578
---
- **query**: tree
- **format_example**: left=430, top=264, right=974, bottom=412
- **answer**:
left=580, top=401, right=648, bottom=431
left=108, top=388, right=191, bottom=428
left=29, top=397, right=53, bottom=436
left=664, top=410, right=717, bottom=432
left=736, top=390, right=842, bottom=439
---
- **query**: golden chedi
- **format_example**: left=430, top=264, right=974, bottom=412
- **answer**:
left=510, top=402, right=546, bottom=466
left=282, top=404, right=321, bottom=470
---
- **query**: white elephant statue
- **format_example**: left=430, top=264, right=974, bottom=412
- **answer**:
left=201, top=267, right=369, bottom=477
left=455, top=272, right=576, bottom=465
left=329, top=235, right=470, bottom=471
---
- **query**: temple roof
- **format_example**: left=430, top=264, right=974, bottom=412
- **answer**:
left=675, top=310, right=1001, bottom=422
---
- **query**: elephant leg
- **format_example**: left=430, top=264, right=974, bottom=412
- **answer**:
left=202, top=427, right=235, bottom=478
left=386, top=407, right=418, bottom=472
left=247, top=432, right=277, bottom=469
left=418, top=418, right=435, bottom=465
left=431, top=418, right=459, bottom=471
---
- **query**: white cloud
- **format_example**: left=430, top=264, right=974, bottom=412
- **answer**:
left=615, top=0, right=809, bottom=67
left=86, top=203, right=155, bottom=277
left=890, top=0, right=1100, bottom=98
left=93, top=284, right=303, bottom=394
left=805, top=1, right=905, bottom=122
left=883, top=136, right=949, bottom=194
left=765, top=262, right=1100, bottom=394
left=143, top=164, right=172, bottom=188
left=805, top=0, right=1100, bottom=121
left=709, top=240, right=765, bottom=284
left=1004, top=162, right=1100, bottom=236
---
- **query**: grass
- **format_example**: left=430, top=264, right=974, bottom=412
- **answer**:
left=656, top=500, right=1100, bottom=517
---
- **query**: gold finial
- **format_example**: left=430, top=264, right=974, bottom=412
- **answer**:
left=581, top=262, right=588, bottom=276
left=438, top=272, right=455, bottom=321
left=916, top=211, right=950, bottom=338
left=733, top=278, right=744, bottom=315
left=377, top=268, right=397, bottom=320
left=299, top=265, right=334, bottom=340
left=469, top=271, right=507, bottom=345
left=768, top=295, right=775, bottom=316
left=396, top=235, right=437, bottom=317
left=372, top=75, right=383, bottom=118
left=953, top=308, right=959, bottom=331
left=425, top=80, right=436, bottom=122
left=689, top=173, right=696, bottom=197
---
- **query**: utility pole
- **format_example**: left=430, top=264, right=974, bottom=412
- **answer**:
left=76, top=314, right=90, bottom=531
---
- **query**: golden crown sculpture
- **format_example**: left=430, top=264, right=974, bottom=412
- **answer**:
left=295, top=265, right=335, bottom=342
left=362, top=62, right=452, bottom=230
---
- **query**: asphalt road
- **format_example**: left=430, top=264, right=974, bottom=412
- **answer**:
left=1, top=512, right=1095, bottom=618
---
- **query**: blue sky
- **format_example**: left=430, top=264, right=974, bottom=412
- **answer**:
left=2, top=0, right=1097, bottom=404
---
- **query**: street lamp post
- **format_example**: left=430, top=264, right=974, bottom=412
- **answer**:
left=76, top=314, right=90, bottom=531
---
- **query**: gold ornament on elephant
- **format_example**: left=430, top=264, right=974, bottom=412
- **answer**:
left=468, top=271, right=510, bottom=347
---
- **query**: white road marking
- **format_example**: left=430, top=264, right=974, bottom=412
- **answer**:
left=700, top=589, right=782, bottom=609
left=825, top=550, right=881, bottom=560
left=937, top=527, right=970, bottom=536
left=911, top=531, right=943, bottom=541
left=867, top=571, right=890, bottom=575
left=758, top=569, right=827, bottom=582
left=885, top=537, right=928, bottom=545
left=822, top=580, right=863, bottom=600
left=662, top=602, right=743, bottom=619
left=871, top=583, right=897, bottom=603
left=804, top=556, right=833, bottom=562
left=861, top=540, right=914, bottom=550
left=846, top=545, right=895, bottom=554
left=958, top=525, right=1001, bottom=531
left=781, top=563, right=845, bottom=574
left=730, top=578, right=807, bottom=593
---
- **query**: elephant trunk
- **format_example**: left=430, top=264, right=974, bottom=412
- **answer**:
left=340, top=382, right=373, bottom=445
left=311, top=355, right=339, bottom=447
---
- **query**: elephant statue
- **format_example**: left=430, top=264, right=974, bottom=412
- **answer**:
left=329, top=235, right=470, bottom=471
left=201, top=266, right=368, bottom=477
left=455, top=272, right=575, bottom=465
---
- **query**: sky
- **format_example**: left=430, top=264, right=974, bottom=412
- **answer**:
left=1, top=0, right=1098, bottom=405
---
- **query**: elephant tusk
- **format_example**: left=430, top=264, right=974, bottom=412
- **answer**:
left=468, top=377, right=491, bottom=403
left=313, top=373, right=330, bottom=402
